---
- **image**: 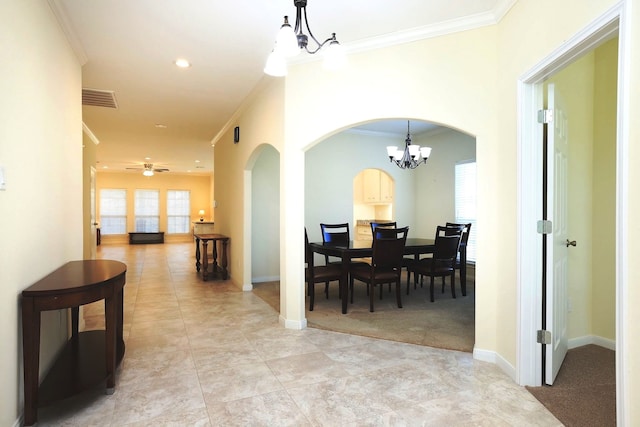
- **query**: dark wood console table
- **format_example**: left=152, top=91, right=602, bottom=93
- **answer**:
left=21, top=260, right=127, bottom=426
left=194, top=233, right=229, bottom=281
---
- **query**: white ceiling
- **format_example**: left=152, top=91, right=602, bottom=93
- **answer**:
left=50, top=0, right=513, bottom=174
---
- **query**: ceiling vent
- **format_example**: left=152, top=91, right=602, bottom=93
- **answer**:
left=82, top=88, right=118, bottom=109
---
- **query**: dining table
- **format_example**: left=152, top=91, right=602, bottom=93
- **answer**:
left=308, top=238, right=436, bottom=313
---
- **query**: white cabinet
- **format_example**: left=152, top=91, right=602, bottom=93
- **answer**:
left=362, top=169, right=393, bottom=204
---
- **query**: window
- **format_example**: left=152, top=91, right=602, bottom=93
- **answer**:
left=455, top=161, right=477, bottom=263
left=134, top=189, right=159, bottom=232
left=167, top=190, right=190, bottom=233
left=99, top=189, right=127, bottom=234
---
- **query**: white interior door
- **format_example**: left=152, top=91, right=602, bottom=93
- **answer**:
left=545, top=83, right=569, bottom=385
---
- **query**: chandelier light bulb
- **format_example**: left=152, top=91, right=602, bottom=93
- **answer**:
left=322, top=36, right=346, bottom=71
left=387, top=121, right=432, bottom=169
left=264, top=50, right=287, bottom=76
left=265, top=1, right=345, bottom=76
left=276, top=16, right=300, bottom=57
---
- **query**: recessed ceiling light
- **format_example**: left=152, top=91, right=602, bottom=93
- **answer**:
left=155, top=124, right=167, bottom=128
left=174, top=58, right=191, bottom=68
left=195, top=160, right=200, bottom=163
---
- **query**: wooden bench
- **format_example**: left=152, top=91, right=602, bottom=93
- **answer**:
left=128, top=231, right=164, bottom=244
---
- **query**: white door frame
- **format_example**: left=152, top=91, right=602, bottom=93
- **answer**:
left=516, top=2, right=628, bottom=424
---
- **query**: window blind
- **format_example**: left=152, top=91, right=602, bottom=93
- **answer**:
left=455, top=161, right=476, bottom=263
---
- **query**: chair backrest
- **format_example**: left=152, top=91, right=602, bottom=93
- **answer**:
left=304, top=228, right=311, bottom=264
left=445, top=222, right=472, bottom=245
left=433, top=225, right=462, bottom=262
left=320, top=223, right=350, bottom=246
left=370, top=221, right=397, bottom=238
left=371, top=226, right=409, bottom=269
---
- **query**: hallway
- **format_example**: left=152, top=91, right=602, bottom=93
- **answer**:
left=36, top=242, right=561, bottom=425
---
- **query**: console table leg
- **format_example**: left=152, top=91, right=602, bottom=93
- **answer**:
left=104, top=296, right=117, bottom=392
left=212, top=241, right=219, bottom=275
left=195, top=237, right=201, bottom=272
left=201, top=240, right=209, bottom=281
left=220, top=239, right=228, bottom=280
left=22, top=300, right=40, bottom=426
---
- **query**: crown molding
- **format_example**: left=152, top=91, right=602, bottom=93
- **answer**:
left=82, top=122, right=100, bottom=145
left=290, top=0, right=518, bottom=64
left=47, top=0, right=88, bottom=66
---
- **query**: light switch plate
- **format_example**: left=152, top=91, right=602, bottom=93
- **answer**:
left=0, top=166, right=6, bottom=191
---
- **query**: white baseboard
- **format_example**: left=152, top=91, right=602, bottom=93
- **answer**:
left=473, top=347, right=517, bottom=383
left=280, top=314, right=306, bottom=330
left=569, top=335, right=615, bottom=351
left=242, top=282, right=253, bottom=291
left=252, top=275, right=280, bottom=283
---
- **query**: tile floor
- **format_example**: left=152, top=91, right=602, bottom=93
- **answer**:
left=36, top=242, right=562, bottom=426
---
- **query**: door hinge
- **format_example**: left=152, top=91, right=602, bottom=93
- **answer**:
left=537, top=330, right=552, bottom=345
left=537, top=109, right=554, bottom=124
left=537, top=220, right=552, bottom=234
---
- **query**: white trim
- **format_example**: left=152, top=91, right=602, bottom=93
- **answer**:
left=252, top=275, right=280, bottom=283
left=280, top=314, right=306, bottom=330
left=242, top=283, right=253, bottom=291
left=82, top=122, right=100, bottom=145
left=517, top=2, right=626, bottom=423
left=568, top=335, right=616, bottom=351
left=615, top=1, right=631, bottom=424
left=47, top=0, right=88, bottom=65
left=474, top=347, right=517, bottom=382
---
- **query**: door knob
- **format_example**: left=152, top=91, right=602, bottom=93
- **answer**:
left=566, top=239, right=577, bottom=247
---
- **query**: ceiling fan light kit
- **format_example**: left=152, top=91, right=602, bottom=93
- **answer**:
left=264, top=0, right=346, bottom=76
left=126, top=162, right=170, bottom=176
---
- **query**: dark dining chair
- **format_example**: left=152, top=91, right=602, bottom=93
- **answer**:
left=408, top=225, right=462, bottom=302
left=320, top=222, right=369, bottom=266
left=446, top=222, right=472, bottom=296
left=369, top=221, right=397, bottom=236
left=349, top=226, right=409, bottom=312
left=305, top=228, right=342, bottom=311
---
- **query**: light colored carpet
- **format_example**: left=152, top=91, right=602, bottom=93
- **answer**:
left=252, top=271, right=475, bottom=353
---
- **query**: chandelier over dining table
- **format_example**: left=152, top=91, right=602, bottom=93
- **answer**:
left=386, top=121, right=432, bottom=169
left=264, top=0, right=346, bottom=76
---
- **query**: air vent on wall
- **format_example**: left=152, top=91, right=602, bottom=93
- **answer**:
left=82, top=88, right=118, bottom=108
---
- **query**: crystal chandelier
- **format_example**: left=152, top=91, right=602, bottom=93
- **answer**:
left=264, top=0, right=346, bottom=76
left=386, top=121, right=432, bottom=170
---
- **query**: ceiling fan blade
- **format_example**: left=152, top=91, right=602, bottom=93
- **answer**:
left=125, top=167, right=142, bottom=170
left=154, top=168, right=170, bottom=172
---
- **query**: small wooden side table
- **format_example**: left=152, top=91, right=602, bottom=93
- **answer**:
left=21, top=260, right=127, bottom=426
left=194, top=233, right=229, bottom=281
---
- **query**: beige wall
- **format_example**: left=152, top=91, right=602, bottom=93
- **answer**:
left=96, top=172, right=212, bottom=243
left=3, top=0, right=638, bottom=425
left=213, top=78, right=285, bottom=290
left=0, top=1, right=83, bottom=425
left=217, top=0, right=632, bottom=403
left=82, top=129, right=98, bottom=259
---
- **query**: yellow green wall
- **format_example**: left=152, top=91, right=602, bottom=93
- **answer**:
left=592, top=37, right=618, bottom=341
left=545, top=37, right=617, bottom=344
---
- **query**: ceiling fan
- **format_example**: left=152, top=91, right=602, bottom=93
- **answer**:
left=125, top=163, right=169, bottom=176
